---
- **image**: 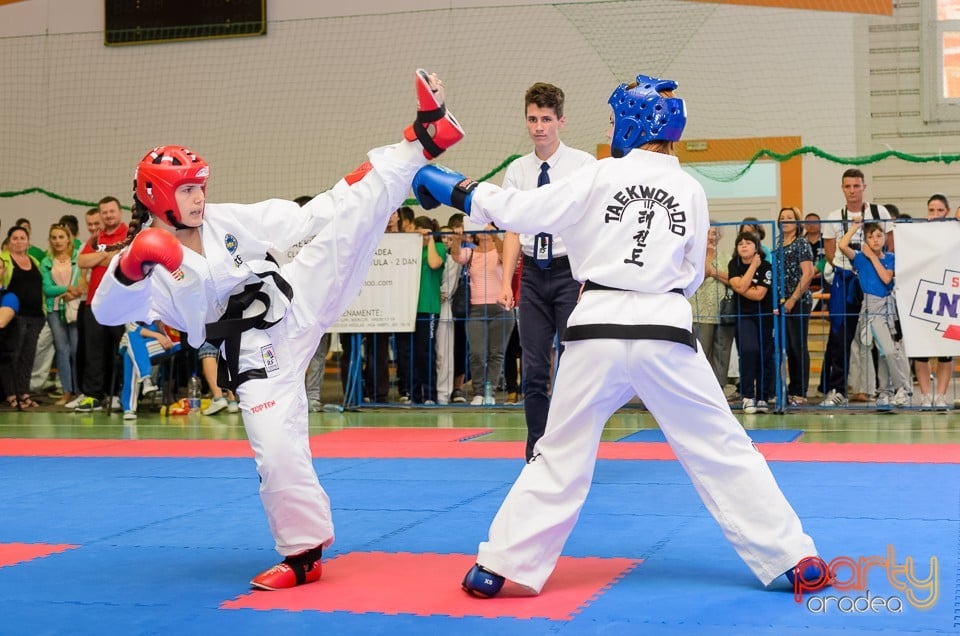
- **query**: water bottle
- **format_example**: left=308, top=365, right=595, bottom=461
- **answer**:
left=187, top=375, right=202, bottom=412
left=483, top=381, right=495, bottom=405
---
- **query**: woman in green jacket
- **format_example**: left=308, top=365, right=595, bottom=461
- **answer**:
left=40, top=223, right=85, bottom=406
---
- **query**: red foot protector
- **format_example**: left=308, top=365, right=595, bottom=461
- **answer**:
left=0, top=543, right=78, bottom=568
left=222, top=551, right=639, bottom=620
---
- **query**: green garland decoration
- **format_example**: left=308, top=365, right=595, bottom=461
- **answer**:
left=688, top=146, right=960, bottom=182
left=0, top=187, right=101, bottom=209
left=6, top=148, right=959, bottom=208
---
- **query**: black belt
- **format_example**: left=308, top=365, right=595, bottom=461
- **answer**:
left=582, top=280, right=684, bottom=295
left=568, top=280, right=696, bottom=350
left=564, top=323, right=697, bottom=350
left=522, top=254, right=569, bottom=270
left=204, top=269, right=294, bottom=391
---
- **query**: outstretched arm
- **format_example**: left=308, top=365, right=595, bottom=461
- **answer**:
left=837, top=221, right=860, bottom=262
left=413, top=163, right=601, bottom=236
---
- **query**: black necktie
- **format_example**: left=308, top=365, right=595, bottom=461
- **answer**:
left=534, top=162, right=553, bottom=269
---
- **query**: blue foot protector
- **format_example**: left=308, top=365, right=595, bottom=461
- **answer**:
left=462, top=563, right=505, bottom=598
left=785, top=556, right=832, bottom=594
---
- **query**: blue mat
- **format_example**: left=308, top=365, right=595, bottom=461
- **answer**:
left=619, top=429, right=803, bottom=443
left=0, top=456, right=955, bottom=635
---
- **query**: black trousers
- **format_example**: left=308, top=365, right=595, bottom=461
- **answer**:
left=82, top=309, right=124, bottom=401
left=518, top=255, right=581, bottom=461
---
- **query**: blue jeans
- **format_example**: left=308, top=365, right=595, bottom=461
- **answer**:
left=467, top=303, right=515, bottom=392
left=47, top=313, right=79, bottom=394
left=822, top=268, right=861, bottom=395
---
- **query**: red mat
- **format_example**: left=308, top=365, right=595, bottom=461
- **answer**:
left=0, top=543, right=78, bottom=568
left=221, top=551, right=638, bottom=620
left=2, top=430, right=959, bottom=463
left=755, top=442, right=960, bottom=463
left=0, top=438, right=254, bottom=458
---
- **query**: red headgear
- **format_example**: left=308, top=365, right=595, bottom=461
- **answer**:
left=134, top=146, right=209, bottom=226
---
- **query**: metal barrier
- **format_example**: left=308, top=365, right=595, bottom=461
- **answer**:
left=330, top=220, right=957, bottom=412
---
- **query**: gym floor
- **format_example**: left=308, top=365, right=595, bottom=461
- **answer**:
left=2, top=399, right=959, bottom=443
left=1, top=403, right=958, bottom=635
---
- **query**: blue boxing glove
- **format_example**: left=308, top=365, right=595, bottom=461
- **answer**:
left=412, top=164, right=478, bottom=213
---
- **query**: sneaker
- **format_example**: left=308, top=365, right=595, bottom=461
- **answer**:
left=111, top=396, right=122, bottom=410
left=892, top=388, right=909, bottom=407
left=450, top=389, right=466, bottom=403
left=934, top=394, right=950, bottom=411
left=505, top=391, right=519, bottom=404
left=424, top=400, right=436, bottom=405
left=308, top=399, right=322, bottom=413
left=227, top=400, right=239, bottom=413
left=820, top=389, right=847, bottom=407
left=784, top=556, right=832, bottom=595
left=123, top=410, right=137, bottom=420
left=919, top=394, right=933, bottom=411
left=65, top=393, right=86, bottom=409
left=875, top=394, right=891, bottom=411
left=74, top=397, right=102, bottom=412
left=398, top=394, right=411, bottom=404
left=461, top=564, right=505, bottom=598
left=470, top=395, right=484, bottom=406
left=742, top=398, right=757, bottom=414
left=202, top=396, right=228, bottom=416
left=756, top=400, right=769, bottom=413
left=250, top=553, right=322, bottom=591
left=140, top=376, right=158, bottom=396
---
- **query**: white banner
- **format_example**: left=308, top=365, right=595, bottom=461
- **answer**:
left=272, top=232, right=421, bottom=334
left=894, top=221, right=960, bottom=357
left=331, top=232, right=422, bottom=333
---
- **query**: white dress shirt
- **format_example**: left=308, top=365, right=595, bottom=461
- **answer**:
left=501, top=141, right=596, bottom=258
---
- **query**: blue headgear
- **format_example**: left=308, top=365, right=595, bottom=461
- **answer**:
left=608, top=74, right=687, bottom=158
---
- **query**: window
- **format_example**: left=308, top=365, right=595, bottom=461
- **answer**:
left=683, top=162, right=779, bottom=199
left=923, top=1, right=960, bottom=121
left=104, top=0, right=266, bottom=46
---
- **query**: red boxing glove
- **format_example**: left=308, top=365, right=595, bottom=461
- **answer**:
left=116, top=228, right=183, bottom=285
